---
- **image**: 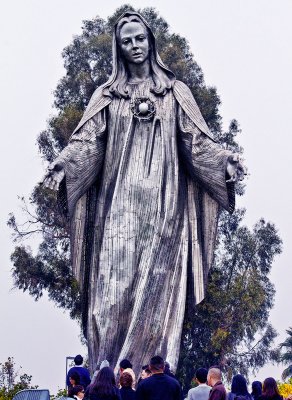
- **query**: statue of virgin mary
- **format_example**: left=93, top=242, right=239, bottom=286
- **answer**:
left=44, top=11, right=243, bottom=373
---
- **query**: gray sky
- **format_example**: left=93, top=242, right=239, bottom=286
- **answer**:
left=1, top=0, right=291, bottom=394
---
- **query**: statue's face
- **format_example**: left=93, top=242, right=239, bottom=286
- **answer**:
left=119, top=21, right=150, bottom=65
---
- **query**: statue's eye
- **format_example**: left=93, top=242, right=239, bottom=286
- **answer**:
left=137, top=36, right=145, bottom=41
left=122, top=39, right=130, bottom=45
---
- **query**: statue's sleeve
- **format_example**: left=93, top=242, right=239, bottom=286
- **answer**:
left=51, top=108, right=107, bottom=216
left=177, top=105, right=235, bottom=213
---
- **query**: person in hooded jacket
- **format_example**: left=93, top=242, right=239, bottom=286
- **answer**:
left=85, top=367, right=121, bottom=400
left=228, top=374, right=253, bottom=400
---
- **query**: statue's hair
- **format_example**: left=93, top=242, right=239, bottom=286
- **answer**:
left=103, top=14, right=174, bottom=98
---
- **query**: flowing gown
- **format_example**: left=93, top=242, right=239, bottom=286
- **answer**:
left=56, top=79, right=233, bottom=373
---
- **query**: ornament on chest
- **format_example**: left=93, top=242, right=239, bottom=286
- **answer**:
left=130, top=97, right=156, bottom=121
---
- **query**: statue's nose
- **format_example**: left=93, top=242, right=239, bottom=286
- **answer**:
left=132, top=39, right=138, bottom=49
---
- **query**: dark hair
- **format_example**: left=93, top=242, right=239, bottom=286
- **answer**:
left=251, top=381, right=262, bottom=400
left=120, top=372, right=133, bottom=388
left=69, top=371, right=80, bottom=385
left=71, top=385, right=84, bottom=395
left=90, top=367, right=117, bottom=397
left=74, top=354, right=83, bottom=365
left=196, top=368, right=208, bottom=384
left=231, top=374, right=249, bottom=396
left=142, top=365, right=151, bottom=374
left=262, top=377, right=280, bottom=398
left=104, top=13, right=175, bottom=99
left=120, top=359, right=132, bottom=369
left=150, top=355, right=164, bottom=371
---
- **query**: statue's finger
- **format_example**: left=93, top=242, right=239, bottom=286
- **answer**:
left=52, top=179, right=59, bottom=191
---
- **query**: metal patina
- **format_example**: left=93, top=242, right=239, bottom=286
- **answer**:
left=43, top=11, right=244, bottom=376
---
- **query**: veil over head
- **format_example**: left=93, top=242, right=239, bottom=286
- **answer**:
left=102, top=11, right=176, bottom=97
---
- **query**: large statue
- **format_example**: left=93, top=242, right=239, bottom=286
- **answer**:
left=43, top=12, right=245, bottom=373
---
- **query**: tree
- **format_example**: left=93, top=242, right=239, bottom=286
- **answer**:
left=8, top=5, right=282, bottom=385
left=177, top=208, right=282, bottom=390
left=280, top=328, right=292, bottom=380
left=0, top=357, right=37, bottom=400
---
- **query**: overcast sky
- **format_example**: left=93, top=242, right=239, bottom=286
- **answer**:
left=1, top=0, right=291, bottom=394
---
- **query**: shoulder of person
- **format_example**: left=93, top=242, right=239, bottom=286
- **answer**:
left=165, top=374, right=180, bottom=384
left=188, top=387, right=197, bottom=395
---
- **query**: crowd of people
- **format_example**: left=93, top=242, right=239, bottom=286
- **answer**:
left=66, top=354, right=286, bottom=400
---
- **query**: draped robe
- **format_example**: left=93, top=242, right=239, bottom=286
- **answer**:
left=54, top=79, right=234, bottom=373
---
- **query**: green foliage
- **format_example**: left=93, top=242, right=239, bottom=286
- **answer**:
left=8, top=5, right=282, bottom=390
left=0, top=357, right=37, bottom=400
left=280, top=328, right=292, bottom=380
left=50, top=388, right=67, bottom=400
left=177, top=209, right=282, bottom=389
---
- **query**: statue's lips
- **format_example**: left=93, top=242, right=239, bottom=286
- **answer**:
left=132, top=53, right=143, bottom=57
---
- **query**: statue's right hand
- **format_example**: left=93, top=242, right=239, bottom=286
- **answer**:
left=42, top=164, right=65, bottom=191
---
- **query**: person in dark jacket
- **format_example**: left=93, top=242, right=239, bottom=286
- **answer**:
left=68, top=372, right=81, bottom=398
left=207, top=367, right=227, bottom=400
left=251, top=381, right=262, bottom=400
left=135, top=355, right=181, bottom=400
left=228, top=374, right=253, bottom=400
left=164, top=362, right=176, bottom=379
left=120, top=372, right=136, bottom=400
left=85, top=366, right=121, bottom=400
left=67, top=355, right=91, bottom=390
left=258, top=378, right=283, bottom=400
left=71, top=385, right=85, bottom=399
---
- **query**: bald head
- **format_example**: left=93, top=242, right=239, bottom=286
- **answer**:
left=207, top=368, right=221, bottom=387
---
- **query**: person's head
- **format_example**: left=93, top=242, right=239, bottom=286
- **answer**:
left=251, top=381, right=262, bottom=398
left=120, top=372, right=133, bottom=388
left=141, top=365, right=152, bottom=379
left=100, top=360, right=110, bottom=370
left=91, top=366, right=116, bottom=396
left=195, top=368, right=208, bottom=384
left=164, top=362, right=171, bottom=374
left=74, top=354, right=83, bottom=366
left=149, top=355, right=164, bottom=373
left=207, top=367, right=222, bottom=387
left=262, top=377, right=280, bottom=398
left=103, top=12, right=175, bottom=99
left=71, top=385, right=85, bottom=399
left=231, top=374, right=249, bottom=396
left=119, top=359, right=133, bottom=372
left=69, top=371, right=80, bottom=386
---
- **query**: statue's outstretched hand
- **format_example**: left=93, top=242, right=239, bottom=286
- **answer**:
left=42, top=163, right=65, bottom=191
left=226, top=154, right=247, bottom=183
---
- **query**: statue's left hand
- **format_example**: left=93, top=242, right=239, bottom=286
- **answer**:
left=226, top=154, right=247, bottom=183
left=42, top=163, right=65, bottom=192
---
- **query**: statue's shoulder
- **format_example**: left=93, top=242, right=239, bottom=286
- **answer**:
left=73, top=85, right=112, bottom=134
left=173, top=80, right=213, bottom=139
left=173, top=80, right=194, bottom=98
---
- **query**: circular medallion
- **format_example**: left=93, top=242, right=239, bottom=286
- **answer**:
left=130, top=97, right=156, bottom=121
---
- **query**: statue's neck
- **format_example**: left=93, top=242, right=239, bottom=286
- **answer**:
left=127, top=60, right=151, bottom=84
